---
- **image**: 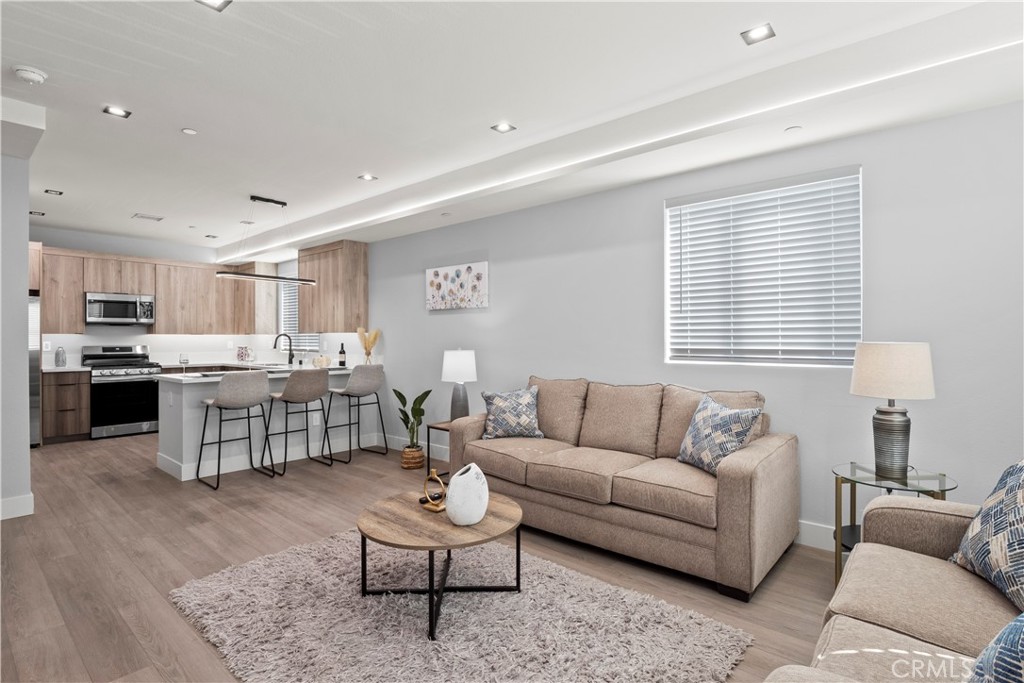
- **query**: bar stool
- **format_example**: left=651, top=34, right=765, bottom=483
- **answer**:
left=197, top=370, right=274, bottom=491
left=261, top=368, right=330, bottom=474
left=321, top=364, right=389, bottom=463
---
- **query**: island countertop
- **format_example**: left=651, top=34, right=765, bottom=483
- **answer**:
left=156, top=365, right=353, bottom=384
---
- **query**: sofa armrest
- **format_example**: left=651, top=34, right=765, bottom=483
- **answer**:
left=448, top=413, right=486, bottom=474
left=716, top=433, right=800, bottom=595
left=861, top=496, right=979, bottom=560
left=764, top=665, right=856, bottom=682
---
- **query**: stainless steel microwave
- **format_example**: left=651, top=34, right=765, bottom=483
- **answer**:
left=85, top=293, right=156, bottom=325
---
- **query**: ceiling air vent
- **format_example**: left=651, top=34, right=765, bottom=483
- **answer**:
left=131, top=213, right=164, bottom=222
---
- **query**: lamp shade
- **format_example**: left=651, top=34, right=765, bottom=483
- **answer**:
left=441, top=350, right=477, bottom=383
left=850, top=342, right=935, bottom=400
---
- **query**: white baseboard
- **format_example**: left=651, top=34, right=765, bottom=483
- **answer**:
left=1, top=493, right=34, bottom=519
left=796, top=519, right=835, bottom=551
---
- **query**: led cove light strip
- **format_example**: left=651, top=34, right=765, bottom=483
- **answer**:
left=221, top=39, right=1023, bottom=263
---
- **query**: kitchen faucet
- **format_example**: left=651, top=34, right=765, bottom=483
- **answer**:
left=273, top=333, right=295, bottom=366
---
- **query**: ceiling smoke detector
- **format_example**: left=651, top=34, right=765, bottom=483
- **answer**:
left=13, top=65, right=47, bottom=86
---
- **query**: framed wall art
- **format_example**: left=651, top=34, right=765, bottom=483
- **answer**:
left=426, top=261, right=488, bottom=310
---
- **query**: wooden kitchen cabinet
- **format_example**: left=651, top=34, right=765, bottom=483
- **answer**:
left=41, top=252, right=85, bottom=333
left=29, top=241, right=42, bottom=291
left=154, top=264, right=217, bottom=334
left=84, top=257, right=155, bottom=295
left=42, top=371, right=90, bottom=440
left=298, top=240, right=368, bottom=333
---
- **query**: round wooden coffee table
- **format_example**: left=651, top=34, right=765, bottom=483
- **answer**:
left=357, top=491, right=523, bottom=640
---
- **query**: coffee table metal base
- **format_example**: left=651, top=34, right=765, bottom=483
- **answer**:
left=360, top=527, right=521, bottom=640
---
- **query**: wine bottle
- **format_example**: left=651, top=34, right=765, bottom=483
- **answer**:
left=338, top=343, right=347, bottom=368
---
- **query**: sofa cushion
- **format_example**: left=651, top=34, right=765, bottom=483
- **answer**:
left=463, top=438, right=574, bottom=486
left=827, top=542, right=1018, bottom=657
left=813, top=615, right=975, bottom=682
left=972, top=613, right=1024, bottom=683
left=611, top=458, right=718, bottom=528
left=526, top=447, right=649, bottom=505
left=656, top=384, right=767, bottom=458
left=678, top=395, right=762, bottom=475
left=952, top=460, right=1024, bottom=612
left=528, top=376, right=589, bottom=445
left=481, top=386, right=544, bottom=439
left=578, top=382, right=663, bottom=458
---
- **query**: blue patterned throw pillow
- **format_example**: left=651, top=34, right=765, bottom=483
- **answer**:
left=482, top=386, right=544, bottom=440
left=678, top=394, right=762, bottom=476
left=952, top=461, right=1024, bottom=611
left=971, top=613, right=1024, bottom=683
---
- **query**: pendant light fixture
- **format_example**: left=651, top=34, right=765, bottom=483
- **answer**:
left=216, top=195, right=317, bottom=286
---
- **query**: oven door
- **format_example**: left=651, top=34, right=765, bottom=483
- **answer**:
left=90, top=376, right=159, bottom=438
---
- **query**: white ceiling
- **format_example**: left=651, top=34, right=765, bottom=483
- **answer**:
left=2, top=1, right=1021, bottom=263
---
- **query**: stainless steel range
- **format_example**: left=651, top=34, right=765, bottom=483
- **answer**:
left=82, top=345, right=162, bottom=438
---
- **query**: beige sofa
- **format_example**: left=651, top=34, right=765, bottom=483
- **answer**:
left=449, top=376, right=799, bottom=600
left=766, top=496, right=1017, bottom=682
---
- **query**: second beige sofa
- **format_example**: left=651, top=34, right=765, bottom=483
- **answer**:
left=449, top=376, right=799, bottom=600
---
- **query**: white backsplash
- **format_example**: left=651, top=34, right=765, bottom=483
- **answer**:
left=41, top=328, right=382, bottom=369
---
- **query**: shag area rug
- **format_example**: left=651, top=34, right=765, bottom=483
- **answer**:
left=170, top=530, right=752, bottom=682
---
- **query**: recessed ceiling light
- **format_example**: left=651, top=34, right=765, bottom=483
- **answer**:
left=240, top=220, right=255, bottom=225
left=785, top=125, right=803, bottom=133
left=194, top=0, right=232, bottom=11
left=357, top=173, right=378, bottom=181
left=741, top=23, right=775, bottom=45
left=103, top=105, right=132, bottom=118
left=441, top=212, right=452, bottom=217
left=181, top=128, right=198, bottom=135
left=29, top=211, right=45, bottom=216
left=132, top=213, right=164, bottom=222
left=490, top=122, right=517, bottom=134
left=188, top=225, right=197, bottom=229
left=205, top=234, right=219, bottom=239
left=44, top=189, right=63, bottom=196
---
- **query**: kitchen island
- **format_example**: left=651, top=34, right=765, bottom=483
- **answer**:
left=156, top=366, right=357, bottom=482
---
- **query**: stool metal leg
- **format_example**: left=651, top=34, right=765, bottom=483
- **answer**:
left=321, top=393, right=353, bottom=464
left=305, top=397, right=334, bottom=466
left=197, top=404, right=220, bottom=490
left=249, top=403, right=275, bottom=478
left=261, top=400, right=286, bottom=476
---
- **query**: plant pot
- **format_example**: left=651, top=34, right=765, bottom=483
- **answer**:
left=401, top=445, right=425, bottom=470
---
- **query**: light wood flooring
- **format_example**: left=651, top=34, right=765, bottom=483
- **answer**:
left=2, top=434, right=835, bottom=682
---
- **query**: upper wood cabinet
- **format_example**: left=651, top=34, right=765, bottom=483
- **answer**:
left=41, top=253, right=85, bottom=333
left=29, top=242, right=42, bottom=291
left=298, top=240, right=368, bottom=333
left=83, top=257, right=155, bottom=295
left=154, top=264, right=216, bottom=334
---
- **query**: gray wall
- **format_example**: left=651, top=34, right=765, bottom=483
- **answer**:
left=1, top=155, right=34, bottom=518
left=369, top=102, right=1024, bottom=547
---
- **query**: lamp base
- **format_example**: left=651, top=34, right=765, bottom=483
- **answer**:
left=873, top=404, right=910, bottom=481
left=450, top=383, right=469, bottom=422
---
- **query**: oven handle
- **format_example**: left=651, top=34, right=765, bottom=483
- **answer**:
left=91, top=375, right=161, bottom=384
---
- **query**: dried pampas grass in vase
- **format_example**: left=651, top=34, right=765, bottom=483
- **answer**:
left=357, top=327, right=381, bottom=364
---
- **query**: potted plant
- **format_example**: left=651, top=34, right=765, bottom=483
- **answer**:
left=394, top=388, right=431, bottom=469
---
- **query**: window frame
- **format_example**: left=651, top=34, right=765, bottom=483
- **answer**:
left=664, top=166, right=863, bottom=368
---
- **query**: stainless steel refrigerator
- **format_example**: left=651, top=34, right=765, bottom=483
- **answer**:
left=29, top=296, right=40, bottom=447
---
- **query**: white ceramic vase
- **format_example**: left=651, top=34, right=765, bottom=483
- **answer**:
left=445, top=463, right=489, bottom=526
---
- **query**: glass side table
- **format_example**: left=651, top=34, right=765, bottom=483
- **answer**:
left=832, top=462, right=957, bottom=585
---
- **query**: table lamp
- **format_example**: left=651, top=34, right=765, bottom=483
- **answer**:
left=849, top=342, right=935, bottom=479
left=442, top=350, right=477, bottom=421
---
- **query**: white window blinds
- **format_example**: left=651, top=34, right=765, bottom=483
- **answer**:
left=665, top=170, right=862, bottom=366
left=278, top=261, right=320, bottom=351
